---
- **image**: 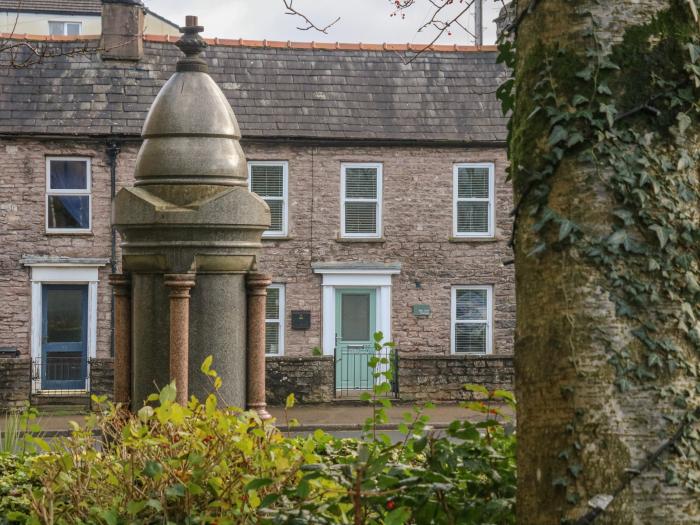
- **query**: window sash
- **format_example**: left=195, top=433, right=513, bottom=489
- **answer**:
left=451, top=286, right=493, bottom=354
left=46, top=157, right=91, bottom=232
left=341, top=163, right=382, bottom=238
left=248, top=161, right=288, bottom=237
left=265, top=284, right=285, bottom=356
left=453, top=163, right=494, bottom=237
left=48, top=21, right=81, bottom=36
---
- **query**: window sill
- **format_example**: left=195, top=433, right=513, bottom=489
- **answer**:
left=336, top=236, right=386, bottom=243
left=449, top=236, right=501, bottom=243
left=45, top=231, right=93, bottom=236
left=262, top=236, right=294, bottom=242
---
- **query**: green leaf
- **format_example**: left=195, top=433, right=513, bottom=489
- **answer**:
left=100, top=509, right=118, bottom=525
left=200, top=355, right=213, bottom=374
left=558, top=220, right=574, bottom=242
left=143, top=460, right=163, bottom=479
left=285, top=393, right=296, bottom=409
left=572, top=94, right=588, bottom=106
left=548, top=125, right=568, bottom=146
left=385, top=506, right=411, bottom=525
left=463, top=383, right=489, bottom=396
left=649, top=224, right=669, bottom=248
left=159, top=382, right=177, bottom=405
left=246, top=478, right=274, bottom=491
left=166, top=483, right=186, bottom=499
left=127, top=500, right=147, bottom=515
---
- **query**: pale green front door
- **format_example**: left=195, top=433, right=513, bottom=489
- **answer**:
left=335, top=288, right=376, bottom=390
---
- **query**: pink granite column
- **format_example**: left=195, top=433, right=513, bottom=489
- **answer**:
left=109, top=273, right=131, bottom=407
left=246, top=272, right=272, bottom=420
left=164, top=273, right=196, bottom=405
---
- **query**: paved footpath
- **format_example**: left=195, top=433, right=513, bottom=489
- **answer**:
left=1, top=402, right=513, bottom=434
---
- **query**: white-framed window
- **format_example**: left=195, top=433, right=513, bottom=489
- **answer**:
left=48, top=21, right=81, bottom=36
left=453, top=163, right=495, bottom=237
left=248, top=161, right=288, bottom=237
left=340, top=162, right=383, bottom=238
left=265, top=284, right=285, bottom=356
left=46, top=157, right=91, bottom=233
left=451, top=285, right=493, bottom=354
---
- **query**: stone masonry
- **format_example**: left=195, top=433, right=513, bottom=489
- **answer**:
left=0, top=358, right=31, bottom=409
left=265, top=356, right=334, bottom=405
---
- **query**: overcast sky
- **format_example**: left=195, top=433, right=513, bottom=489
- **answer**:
left=146, top=0, right=503, bottom=46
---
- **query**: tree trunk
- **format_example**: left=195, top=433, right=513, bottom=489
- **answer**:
left=510, top=0, right=700, bottom=523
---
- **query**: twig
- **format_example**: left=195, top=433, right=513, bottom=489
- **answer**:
left=282, top=0, right=340, bottom=33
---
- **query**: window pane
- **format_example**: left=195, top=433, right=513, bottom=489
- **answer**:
left=48, top=22, right=64, bottom=36
left=455, top=323, right=487, bottom=353
left=46, top=289, right=83, bottom=343
left=50, top=160, right=88, bottom=190
left=345, top=202, right=377, bottom=234
left=266, top=288, right=280, bottom=320
left=266, top=199, right=284, bottom=232
left=458, top=167, right=489, bottom=199
left=345, top=168, right=377, bottom=199
left=66, top=23, right=80, bottom=36
left=250, top=165, right=284, bottom=197
left=47, top=195, right=90, bottom=229
left=341, top=294, right=370, bottom=340
left=265, top=323, right=280, bottom=355
left=457, top=201, right=489, bottom=234
left=456, top=289, right=487, bottom=320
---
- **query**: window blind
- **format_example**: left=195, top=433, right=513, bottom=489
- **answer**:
left=455, top=165, right=492, bottom=236
left=343, top=166, right=380, bottom=236
left=265, top=286, right=283, bottom=355
left=453, top=287, right=490, bottom=354
left=250, top=163, right=286, bottom=234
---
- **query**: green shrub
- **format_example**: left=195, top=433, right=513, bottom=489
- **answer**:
left=0, top=348, right=515, bottom=525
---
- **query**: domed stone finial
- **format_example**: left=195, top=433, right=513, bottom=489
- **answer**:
left=175, top=15, right=208, bottom=72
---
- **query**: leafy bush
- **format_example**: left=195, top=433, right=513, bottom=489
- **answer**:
left=0, top=341, right=515, bottom=525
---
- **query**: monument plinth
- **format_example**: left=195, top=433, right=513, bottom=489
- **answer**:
left=113, top=17, right=270, bottom=410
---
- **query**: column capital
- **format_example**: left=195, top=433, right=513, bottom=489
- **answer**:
left=246, top=272, right=272, bottom=293
left=109, top=273, right=131, bottom=296
left=164, top=273, right=196, bottom=298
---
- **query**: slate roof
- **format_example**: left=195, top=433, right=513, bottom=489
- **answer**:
left=0, top=0, right=102, bottom=14
left=0, top=37, right=509, bottom=143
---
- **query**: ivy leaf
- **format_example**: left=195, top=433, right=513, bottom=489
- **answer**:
left=607, top=229, right=627, bottom=248
left=567, top=132, right=584, bottom=147
left=558, top=220, right=574, bottom=242
left=649, top=224, right=669, bottom=248
left=572, top=94, right=589, bottom=106
left=677, top=113, right=691, bottom=135
left=685, top=272, right=700, bottom=294
left=548, top=125, right=568, bottom=146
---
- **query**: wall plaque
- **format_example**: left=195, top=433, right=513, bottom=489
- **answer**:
left=412, top=304, right=431, bottom=317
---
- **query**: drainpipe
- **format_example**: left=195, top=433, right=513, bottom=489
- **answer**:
left=106, top=141, right=121, bottom=357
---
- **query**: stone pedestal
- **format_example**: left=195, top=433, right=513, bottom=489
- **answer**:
left=246, top=272, right=272, bottom=419
left=114, top=17, right=270, bottom=408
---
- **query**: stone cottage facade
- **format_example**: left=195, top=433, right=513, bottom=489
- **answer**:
left=0, top=2, right=514, bottom=407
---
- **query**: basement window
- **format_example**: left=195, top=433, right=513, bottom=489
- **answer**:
left=265, top=285, right=285, bottom=356
left=248, top=161, right=288, bottom=237
left=341, top=163, right=383, bottom=238
left=46, top=157, right=91, bottom=233
left=451, top=286, right=493, bottom=354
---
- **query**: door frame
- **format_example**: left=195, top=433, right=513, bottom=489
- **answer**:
left=25, top=261, right=106, bottom=393
left=313, top=264, right=400, bottom=356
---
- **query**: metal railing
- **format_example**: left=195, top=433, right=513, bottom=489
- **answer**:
left=31, top=356, right=89, bottom=395
left=334, top=344, right=398, bottom=399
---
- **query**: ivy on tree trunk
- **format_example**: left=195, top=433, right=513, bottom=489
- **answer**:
left=503, top=0, right=700, bottom=523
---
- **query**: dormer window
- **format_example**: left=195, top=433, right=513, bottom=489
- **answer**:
left=48, top=21, right=81, bottom=36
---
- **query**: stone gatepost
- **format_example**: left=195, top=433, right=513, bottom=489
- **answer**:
left=113, top=17, right=270, bottom=410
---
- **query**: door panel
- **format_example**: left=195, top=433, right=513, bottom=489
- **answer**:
left=335, top=288, right=376, bottom=390
left=41, top=285, right=88, bottom=390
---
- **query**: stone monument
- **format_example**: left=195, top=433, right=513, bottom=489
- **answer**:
left=112, top=16, right=271, bottom=416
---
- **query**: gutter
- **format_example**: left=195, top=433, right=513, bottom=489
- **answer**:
left=106, top=141, right=121, bottom=358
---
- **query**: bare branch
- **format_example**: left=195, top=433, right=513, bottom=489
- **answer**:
left=282, top=0, right=340, bottom=34
left=393, top=0, right=477, bottom=65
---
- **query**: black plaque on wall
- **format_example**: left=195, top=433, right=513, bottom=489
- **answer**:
left=291, top=310, right=311, bottom=330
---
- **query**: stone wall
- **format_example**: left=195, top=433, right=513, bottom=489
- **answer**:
left=0, top=358, right=31, bottom=409
left=398, top=353, right=514, bottom=401
left=265, top=356, right=334, bottom=405
left=89, top=358, right=114, bottom=409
